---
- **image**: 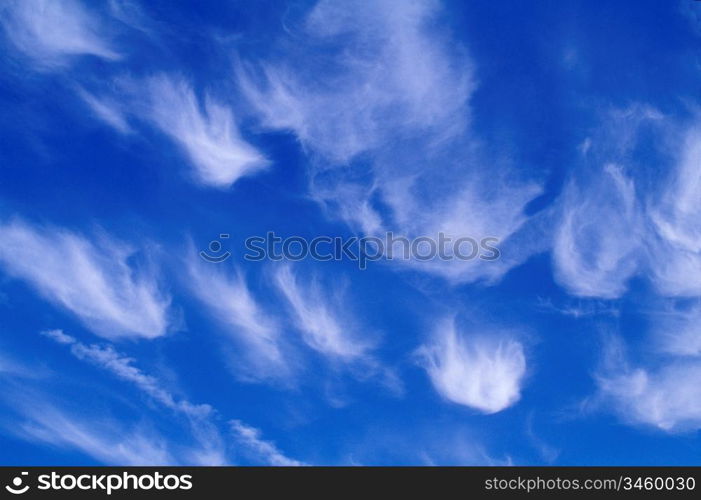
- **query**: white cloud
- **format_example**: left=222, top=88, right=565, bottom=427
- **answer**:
left=273, top=265, right=373, bottom=360
left=552, top=110, right=701, bottom=300
left=0, top=366, right=191, bottom=465
left=581, top=116, right=701, bottom=431
left=239, top=0, right=541, bottom=283
left=417, top=318, right=526, bottom=414
left=536, top=296, right=620, bottom=319
left=0, top=219, right=171, bottom=339
left=599, top=364, right=701, bottom=431
left=187, top=260, right=292, bottom=381
left=0, top=353, right=31, bottom=378
left=141, top=75, right=268, bottom=188
left=230, top=420, right=305, bottom=466
left=41, top=329, right=212, bottom=417
left=42, top=329, right=227, bottom=464
left=41, top=328, right=303, bottom=465
left=648, top=126, right=701, bottom=296
left=239, top=0, right=473, bottom=164
left=17, top=403, right=174, bottom=465
left=379, top=176, right=543, bottom=283
left=107, top=0, right=151, bottom=35
left=76, top=87, right=131, bottom=134
left=596, top=336, right=701, bottom=431
left=553, top=163, right=642, bottom=298
left=0, top=0, right=119, bottom=68
left=650, top=302, right=701, bottom=357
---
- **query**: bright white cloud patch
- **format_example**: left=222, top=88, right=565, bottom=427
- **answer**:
left=0, top=220, right=171, bottom=339
left=141, top=75, right=268, bottom=188
left=274, top=265, right=372, bottom=360
left=0, top=0, right=119, bottom=68
left=418, top=319, right=526, bottom=414
left=230, top=420, right=305, bottom=466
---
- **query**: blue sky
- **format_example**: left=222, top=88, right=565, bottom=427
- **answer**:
left=0, top=0, right=700, bottom=465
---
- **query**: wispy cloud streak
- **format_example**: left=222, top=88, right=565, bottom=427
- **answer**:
left=187, top=259, right=292, bottom=381
left=274, top=265, right=373, bottom=361
left=0, top=219, right=171, bottom=339
left=239, top=0, right=541, bottom=283
left=18, top=405, right=175, bottom=465
left=230, top=420, right=305, bottom=466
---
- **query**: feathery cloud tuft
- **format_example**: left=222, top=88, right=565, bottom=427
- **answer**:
left=0, top=0, right=119, bottom=68
left=187, top=259, right=292, bottom=381
left=141, top=75, right=268, bottom=188
left=0, top=220, right=171, bottom=339
left=417, top=318, right=526, bottom=414
left=274, top=265, right=373, bottom=360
